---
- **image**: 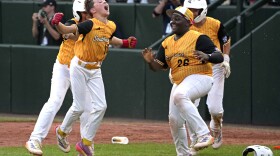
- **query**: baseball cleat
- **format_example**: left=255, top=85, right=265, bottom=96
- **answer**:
left=190, top=147, right=198, bottom=155
left=25, top=139, right=43, bottom=156
left=55, top=125, right=70, bottom=153
left=189, top=139, right=198, bottom=155
left=189, top=139, right=197, bottom=149
left=212, top=130, right=222, bottom=149
left=193, top=133, right=214, bottom=150
left=75, top=141, right=94, bottom=156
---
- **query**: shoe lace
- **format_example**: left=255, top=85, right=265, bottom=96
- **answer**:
left=58, top=134, right=69, bottom=147
left=32, top=140, right=42, bottom=149
left=190, top=139, right=197, bottom=148
left=214, top=131, right=222, bottom=143
left=197, top=134, right=210, bottom=143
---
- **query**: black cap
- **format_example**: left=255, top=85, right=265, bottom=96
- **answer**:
left=39, top=0, right=57, bottom=7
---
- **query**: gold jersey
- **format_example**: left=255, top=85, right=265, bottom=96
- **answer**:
left=191, top=17, right=221, bottom=50
left=57, top=18, right=78, bottom=66
left=162, top=30, right=212, bottom=85
left=74, top=18, right=116, bottom=62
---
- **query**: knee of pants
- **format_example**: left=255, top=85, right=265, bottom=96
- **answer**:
left=169, top=114, right=178, bottom=129
left=89, top=103, right=107, bottom=114
left=169, top=114, right=184, bottom=129
left=44, top=96, right=64, bottom=112
left=173, top=92, right=188, bottom=105
left=70, top=105, right=84, bottom=115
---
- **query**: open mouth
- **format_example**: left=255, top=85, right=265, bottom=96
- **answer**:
left=104, top=5, right=109, bottom=11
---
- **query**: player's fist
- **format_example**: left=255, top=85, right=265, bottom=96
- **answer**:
left=128, top=36, right=137, bottom=48
left=51, top=13, right=64, bottom=25
left=122, top=36, right=137, bottom=48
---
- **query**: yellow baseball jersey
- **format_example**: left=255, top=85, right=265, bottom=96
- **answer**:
left=191, top=17, right=221, bottom=50
left=161, top=30, right=212, bottom=85
left=74, top=18, right=116, bottom=62
left=57, top=18, right=78, bottom=66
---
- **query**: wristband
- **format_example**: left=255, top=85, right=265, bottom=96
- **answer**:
left=223, top=54, right=230, bottom=63
left=122, top=39, right=129, bottom=48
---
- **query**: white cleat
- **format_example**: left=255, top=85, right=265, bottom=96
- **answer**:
left=212, top=130, right=222, bottom=149
left=25, top=139, right=43, bottom=156
left=55, top=125, right=70, bottom=153
left=193, top=133, right=214, bottom=150
left=190, top=147, right=198, bottom=155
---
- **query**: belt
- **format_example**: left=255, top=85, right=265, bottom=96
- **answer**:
left=78, top=60, right=101, bottom=70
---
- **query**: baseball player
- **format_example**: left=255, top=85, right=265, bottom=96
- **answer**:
left=183, top=0, right=231, bottom=154
left=142, top=6, right=224, bottom=156
left=51, top=0, right=137, bottom=155
left=25, top=0, right=91, bottom=155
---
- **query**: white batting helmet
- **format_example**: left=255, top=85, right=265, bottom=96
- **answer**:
left=243, top=145, right=273, bottom=156
left=184, top=0, right=207, bottom=23
left=73, top=0, right=86, bottom=21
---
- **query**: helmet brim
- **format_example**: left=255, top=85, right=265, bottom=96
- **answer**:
left=166, top=9, right=191, bottom=20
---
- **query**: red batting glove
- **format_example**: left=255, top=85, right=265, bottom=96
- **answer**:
left=122, top=36, right=137, bottom=48
left=51, top=13, right=64, bottom=25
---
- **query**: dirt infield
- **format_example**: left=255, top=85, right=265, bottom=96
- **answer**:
left=0, top=117, right=280, bottom=147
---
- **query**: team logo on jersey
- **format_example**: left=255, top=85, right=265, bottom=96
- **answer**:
left=166, top=52, right=186, bottom=61
left=94, top=36, right=109, bottom=42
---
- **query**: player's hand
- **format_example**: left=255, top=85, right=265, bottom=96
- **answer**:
left=193, top=50, right=209, bottom=62
left=122, top=36, right=137, bottom=48
left=168, top=69, right=174, bottom=84
left=142, top=48, right=154, bottom=63
left=128, top=36, right=137, bottom=48
left=51, top=13, right=64, bottom=25
left=221, top=61, right=231, bottom=78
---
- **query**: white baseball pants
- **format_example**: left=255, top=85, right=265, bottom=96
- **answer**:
left=194, top=63, right=225, bottom=114
left=60, top=56, right=107, bottom=142
left=169, top=74, right=213, bottom=156
left=190, top=63, right=225, bottom=142
left=29, top=60, right=71, bottom=143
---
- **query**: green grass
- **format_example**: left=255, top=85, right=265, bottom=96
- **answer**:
left=0, top=114, right=63, bottom=122
left=0, top=143, right=279, bottom=156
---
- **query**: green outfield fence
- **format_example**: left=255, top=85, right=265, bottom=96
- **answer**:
left=0, top=1, right=279, bottom=126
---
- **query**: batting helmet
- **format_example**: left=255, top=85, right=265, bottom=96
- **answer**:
left=243, top=145, right=273, bottom=156
left=184, top=0, right=207, bottom=23
left=73, top=0, right=86, bottom=21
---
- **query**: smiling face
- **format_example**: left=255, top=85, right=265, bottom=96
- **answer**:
left=170, top=12, right=190, bottom=35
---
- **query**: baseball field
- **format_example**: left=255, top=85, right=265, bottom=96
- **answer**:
left=0, top=114, right=279, bottom=156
